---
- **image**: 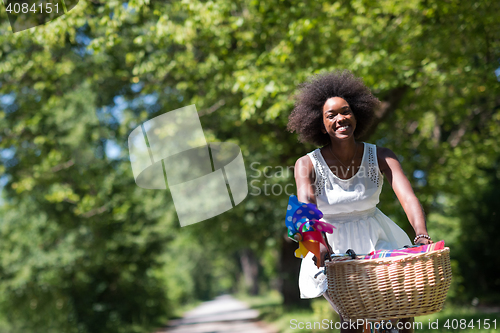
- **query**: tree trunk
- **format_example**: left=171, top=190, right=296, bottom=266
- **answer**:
left=278, top=234, right=303, bottom=307
left=360, top=85, right=409, bottom=141
left=240, top=248, right=260, bottom=295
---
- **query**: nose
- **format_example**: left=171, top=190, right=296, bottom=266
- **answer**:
left=336, top=113, right=348, bottom=122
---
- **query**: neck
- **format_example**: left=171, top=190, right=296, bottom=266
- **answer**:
left=329, top=138, right=358, bottom=160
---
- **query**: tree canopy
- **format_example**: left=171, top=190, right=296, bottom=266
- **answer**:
left=0, top=0, right=499, bottom=332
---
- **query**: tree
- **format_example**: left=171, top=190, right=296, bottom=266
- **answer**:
left=0, top=1, right=499, bottom=332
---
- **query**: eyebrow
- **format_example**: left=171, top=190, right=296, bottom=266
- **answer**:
left=324, top=105, right=350, bottom=113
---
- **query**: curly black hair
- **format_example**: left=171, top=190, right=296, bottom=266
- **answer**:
left=287, top=70, right=380, bottom=146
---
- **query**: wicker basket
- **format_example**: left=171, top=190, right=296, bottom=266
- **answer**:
left=325, top=248, right=452, bottom=320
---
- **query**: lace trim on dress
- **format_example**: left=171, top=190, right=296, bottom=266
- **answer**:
left=367, top=144, right=380, bottom=187
left=311, top=150, right=327, bottom=197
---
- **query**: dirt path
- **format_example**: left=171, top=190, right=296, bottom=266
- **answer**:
left=157, top=295, right=277, bottom=333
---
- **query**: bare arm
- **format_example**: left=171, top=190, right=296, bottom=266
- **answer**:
left=294, top=155, right=332, bottom=265
left=378, top=147, right=432, bottom=244
left=294, top=155, right=316, bottom=205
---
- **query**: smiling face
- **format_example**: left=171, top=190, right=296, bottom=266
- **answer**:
left=322, top=97, right=356, bottom=141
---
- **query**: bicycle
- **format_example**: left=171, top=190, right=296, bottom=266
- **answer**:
left=322, top=245, right=450, bottom=333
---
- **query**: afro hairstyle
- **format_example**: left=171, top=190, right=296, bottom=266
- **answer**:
left=287, top=70, right=380, bottom=146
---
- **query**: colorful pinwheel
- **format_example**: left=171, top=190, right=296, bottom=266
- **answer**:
left=285, top=195, right=335, bottom=267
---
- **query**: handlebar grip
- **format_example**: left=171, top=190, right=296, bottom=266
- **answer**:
left=346, top=249, right=357, bottom=259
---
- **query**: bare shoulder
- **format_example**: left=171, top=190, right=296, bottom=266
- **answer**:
left=294, top=154, right=315, bottom=179
left=376, top=146, right=399, bottom=174
left=295, top=154, right=314, bottom=171
left=376, top=146, right=398, bottom=160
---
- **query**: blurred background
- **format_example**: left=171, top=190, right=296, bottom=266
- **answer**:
left=0, top=1, right=499, bottom=332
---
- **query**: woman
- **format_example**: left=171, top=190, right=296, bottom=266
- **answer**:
left=287, top=70, right=432, bottom=333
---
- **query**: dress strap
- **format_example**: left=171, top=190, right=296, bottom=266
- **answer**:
left=366, top=143, right=380, bottom=187
left=307, top=149, right=327, bottom=197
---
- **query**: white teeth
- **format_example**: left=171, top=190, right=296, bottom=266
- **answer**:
left=337, top=125, right=349, bottom=131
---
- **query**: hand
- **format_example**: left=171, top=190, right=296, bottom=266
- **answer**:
left=312, top=243, right=331, bottom=267
left=312, top=234, right=333, bottom=267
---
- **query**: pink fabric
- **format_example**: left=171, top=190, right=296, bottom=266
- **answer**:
left=363, top=240, right=445, bottom=259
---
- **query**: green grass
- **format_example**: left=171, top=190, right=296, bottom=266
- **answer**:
left=238, top=292, right=500, bottom=333
left=237, top=291, right=339, bottom=333
left=168, top=299, right=203, bottom=319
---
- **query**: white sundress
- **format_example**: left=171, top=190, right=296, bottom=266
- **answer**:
left=298, top=142, right=412, bottom=299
